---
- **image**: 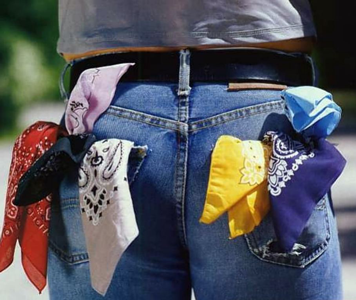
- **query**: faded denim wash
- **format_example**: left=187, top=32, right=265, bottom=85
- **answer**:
left=48, top=50, right=343, bottom=300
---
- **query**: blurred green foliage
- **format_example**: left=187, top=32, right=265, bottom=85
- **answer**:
left=0, top=0, right=355, bottom=136
left=0, top=1, right=64, bottom=134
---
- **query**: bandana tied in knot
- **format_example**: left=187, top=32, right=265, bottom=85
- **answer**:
left=200, top=132, right=345, bottom=252
left=65, top=63, right=135, bottom=135
left=282, top=86, right=342, bottom=138
left=79, top=139, right=140, bottom=296
left=14, top=134, right=97, bottom=207
left=0, top=121, right=66, bottom=293
left=200, top=135, right=271, bottom=238
left=0, top=63, right=139, bottom=295
left=200, top=86, right=346, bottom=252
left=263, top=131, right=346, bottom=251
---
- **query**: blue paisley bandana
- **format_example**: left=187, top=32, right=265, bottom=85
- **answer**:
left=263, top=131, right=346, bottom=252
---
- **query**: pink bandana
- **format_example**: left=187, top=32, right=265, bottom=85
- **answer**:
left=65, top=63, right=135, bottom=134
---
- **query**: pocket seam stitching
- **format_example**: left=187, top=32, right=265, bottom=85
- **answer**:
left=189, top=101, right=283, bottom=132
left=190, top=99, right=283, bottom=127
left=49, top=240, right=89, bottom=264
left=106, top=100, right=284, bottom=133
left=49, top=146, right=148, bottom=263
left=244, top=197, right=331, bottom=268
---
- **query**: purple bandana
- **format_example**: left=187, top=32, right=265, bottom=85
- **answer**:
left=65, top=63, right=135, bottom=134
left=263, top=131, right=346, bottom=252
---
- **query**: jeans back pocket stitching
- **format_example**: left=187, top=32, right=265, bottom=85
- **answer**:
left=49, top=144, right=148, bottom=264
left=189, top=100, right=285, bottom=132
left=244, top=195, right=331, bottom=268
left=128, top=145, right=149, bottom=185
left=48, top=241, right=89, bottom=265
left=106, top=101, right=285, bottom=133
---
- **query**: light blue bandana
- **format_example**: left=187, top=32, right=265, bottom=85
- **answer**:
left=282, top=86, right=341, bottom=138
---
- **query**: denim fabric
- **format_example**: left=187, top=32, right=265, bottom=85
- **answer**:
left=48, top=51, right=343, bottom=300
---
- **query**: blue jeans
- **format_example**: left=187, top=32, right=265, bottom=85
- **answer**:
left=48, top=50, right=343, bottom=300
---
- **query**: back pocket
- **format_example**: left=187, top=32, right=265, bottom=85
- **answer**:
left=244, top=194, right=331, bottom=268
left=48, top=143, right=148, bottom=264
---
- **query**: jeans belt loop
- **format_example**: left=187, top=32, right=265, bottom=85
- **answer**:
left=66, top=49, right=315, bottom=94
left=177, top=49, right=192, bottom=97
left=59, top=61, right=73, bottom=101
left=305, top=54, right=319, bottom=87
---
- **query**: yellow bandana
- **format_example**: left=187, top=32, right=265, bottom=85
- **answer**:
left=199, top=135, right=271, bottom=238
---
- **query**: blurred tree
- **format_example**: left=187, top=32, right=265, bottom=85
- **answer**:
left=0, top=1, right=64, bottom=134
left=0, top=0, right=355, bottom=135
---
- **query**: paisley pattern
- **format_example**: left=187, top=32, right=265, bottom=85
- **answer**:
left=0, top=121, right=66, bottom=293
left=78, top=138, right=140, bottom=296
left=263, top=131, right=315, bottom=196
left=65, top=63, right=135, bottom=135
left=68, top=100, right=89, bottom=133
left=263, top=131, right=346, bottom=251
left=14, top=133, right=96, bottom=207
left=79, top=139, right=126, bottom=226
left=200, top=135, right=270, bottom=239
left=240, top=141, right=270, bottom=185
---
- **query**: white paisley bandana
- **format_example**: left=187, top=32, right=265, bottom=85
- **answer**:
left=78, top=138, right=139, bottom=296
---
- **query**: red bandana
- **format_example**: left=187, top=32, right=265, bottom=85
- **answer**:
left=0, top=121, right=66, bottom=293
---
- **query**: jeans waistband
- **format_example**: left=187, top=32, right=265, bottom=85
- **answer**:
left=59, top=48, right=317, bottom=100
